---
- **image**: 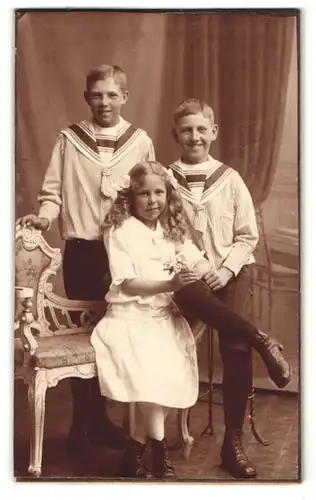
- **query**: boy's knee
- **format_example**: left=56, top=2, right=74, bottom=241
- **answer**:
left=220, top=337, right=252, bottom=355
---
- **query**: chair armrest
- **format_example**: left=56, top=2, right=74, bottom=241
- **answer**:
left=42, top=287, right=107, bottom=334
left=15, top=286, right=41, bottom=355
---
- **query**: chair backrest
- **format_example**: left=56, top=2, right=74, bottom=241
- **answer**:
left=253, top=206, right=273, bottom=272
left=15, top=224, right=107, bottom=337
left=15, top=224, right=62, bottom=335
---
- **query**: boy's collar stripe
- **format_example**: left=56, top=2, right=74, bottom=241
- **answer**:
left=170, top=161, right=233, bottom=204
left=169, top=162, right=186, bottom=178
left=79, top=121, right=95, bottom=140
left=68, top=123, right=99, bottom=155
left=169, top=165, right=190, bottom=188
left=96, top=139, right=116, bottom=149
left=93, top=120, right=131, bottom=141
left=67, top=120, right=134, bottom=153
left=185, top=173, right=207, bottom=183
left=201, top=166, right=232, bottom=201
left=202, top=163, right=229, bottom=193
left=62, top=127, right=103, bottom=165
left=110, top=128, right=142, bottom=166
left=169, top=164, right=196, bottom=202
left=116, top=120, right=131, bottom=139
left=178, top=185, right=196, bottom=203
left=62, top=120, right=140, bottom=166
left=114, top=123, right=138, bottom=154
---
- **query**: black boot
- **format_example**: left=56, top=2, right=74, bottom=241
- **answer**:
left=88, top=378, right=128, bottom=449
left=120, top=439, right=153, bottom=479
left=252, top=331, right=292, bottom=388
left=220, top=349, right=257, bottom=479
left=175, top=281, right=292, bottom=388
left=151, top=438, right=176, bottom=480
left=221, top=429, right=257, bottom=479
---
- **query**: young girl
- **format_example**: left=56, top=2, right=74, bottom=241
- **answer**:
left=91, top=161, right=205, bottom=480
left=91, top=160, right=291, bottom=480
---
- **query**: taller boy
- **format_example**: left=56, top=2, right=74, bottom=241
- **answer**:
left=169, top=99, right=282, bottom=479
left=18, top=64, right=155, bottom=452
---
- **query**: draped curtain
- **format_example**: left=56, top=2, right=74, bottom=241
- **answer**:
left=156, top=13, right=296, bottom=204
left=16, top=10, right=296, bottom=238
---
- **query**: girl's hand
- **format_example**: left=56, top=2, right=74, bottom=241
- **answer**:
left=16, top=214, right=50, bottom=231
left=171, top=270, right=199, bottom=292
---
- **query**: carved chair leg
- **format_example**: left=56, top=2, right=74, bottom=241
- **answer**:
left=248, top=388, right=269, bottom=446
left=27, top=369, right=48, bottom=477
left=178, top=408, right=195, bottom=460
left=166, top=407, right=194, bottom=459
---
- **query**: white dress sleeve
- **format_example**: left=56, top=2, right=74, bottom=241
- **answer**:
left=104, top=226, right=137, bottom=287
left=177, top=238, right=205, bottom=269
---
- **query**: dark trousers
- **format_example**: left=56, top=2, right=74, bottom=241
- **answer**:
left=63, top=239, right=109, bottom=301
left=63, top=239, right=110, bottom=435
left=175, top=265, right=254, bottom=432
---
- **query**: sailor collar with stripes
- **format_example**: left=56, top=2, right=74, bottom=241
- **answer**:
left=60, top=118, right=145, bottom=199
left=169, top=157, right=234, bottom=234
left=60, top=118, right=142, bottom=169
left=169, top=157, right=233, bottom=206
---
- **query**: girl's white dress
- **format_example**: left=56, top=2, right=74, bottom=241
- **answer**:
left=90, top=216, right=203, bottom=409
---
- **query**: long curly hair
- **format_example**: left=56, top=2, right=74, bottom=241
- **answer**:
left=103, top=161, right=188, bottom=243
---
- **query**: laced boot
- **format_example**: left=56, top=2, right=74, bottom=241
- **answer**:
left=120, top=439, right=153, bottom=479
left=151, top=438, right=176, bottom=480
left=252, top=331, right=292, bottom=388
left=220, top=430, right=257, bottom=479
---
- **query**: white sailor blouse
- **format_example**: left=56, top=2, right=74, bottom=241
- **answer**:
left=38, top=117, right=155, bottom=240
left=169, top=157, right=259, bottom=276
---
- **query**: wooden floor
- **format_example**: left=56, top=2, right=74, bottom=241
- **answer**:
left=14, top=380, right=300, bottom=482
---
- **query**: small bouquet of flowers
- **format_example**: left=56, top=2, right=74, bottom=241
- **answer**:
left=163, top=253, right=189, bottom=275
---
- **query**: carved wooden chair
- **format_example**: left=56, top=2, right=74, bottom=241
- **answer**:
left=14, top=224, right=203, bottom=476
left=14, top=224, right=106, bottom=477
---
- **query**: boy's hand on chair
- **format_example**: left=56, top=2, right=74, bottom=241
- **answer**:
left=171, top=270, right=199, bottom=292
left=16, top=214, right=50, bottom=231
left=204, top=267, right=233, bottom=291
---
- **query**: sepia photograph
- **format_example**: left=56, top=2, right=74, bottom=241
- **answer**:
left=14, top=8, right=299, bottom=483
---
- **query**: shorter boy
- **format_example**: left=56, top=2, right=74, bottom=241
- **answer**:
left=169, top=99, right=291, bottom=479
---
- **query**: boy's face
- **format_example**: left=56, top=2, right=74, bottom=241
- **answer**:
left=173, top=112, right=218, bottom=164
left=84, top=77, right=128, bottom=127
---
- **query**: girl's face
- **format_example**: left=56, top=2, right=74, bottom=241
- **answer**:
left=132, top=174, right=167, bottom=229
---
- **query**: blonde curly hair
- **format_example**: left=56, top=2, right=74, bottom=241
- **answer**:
left=103, top=161, right=188, bottom=243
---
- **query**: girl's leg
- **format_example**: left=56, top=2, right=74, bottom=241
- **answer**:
left=174, top=279, right=291, bottom=389
left=138, top=403, right=176, bottom=479
left=138, top=403, right=165, bottom=440
left=130, top=403, right=148, bottom=444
